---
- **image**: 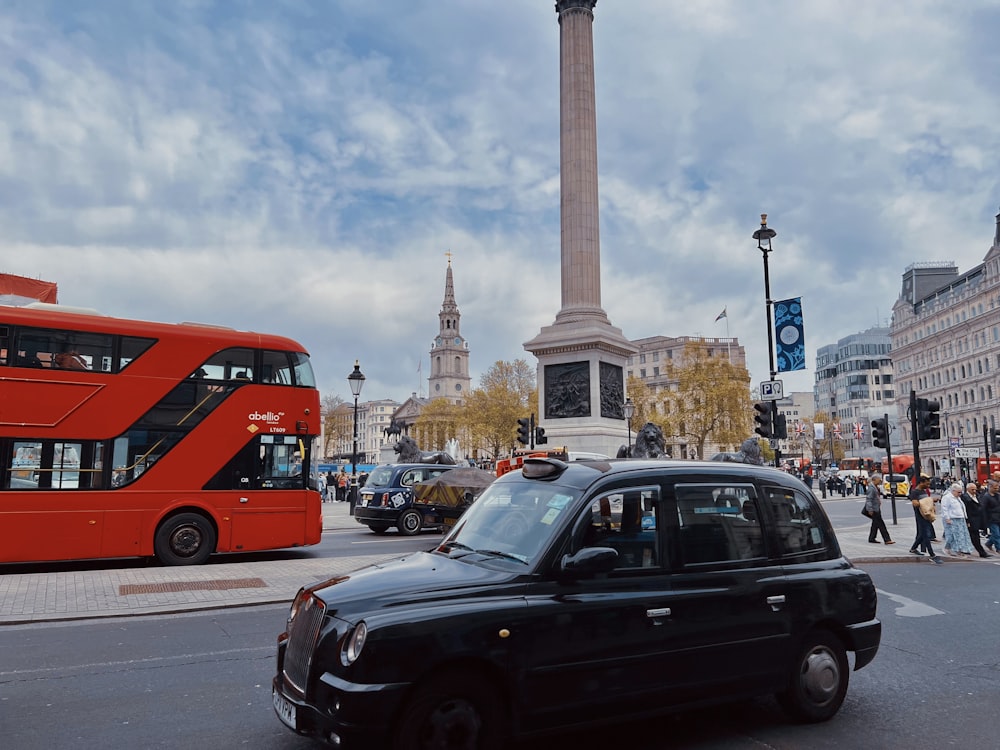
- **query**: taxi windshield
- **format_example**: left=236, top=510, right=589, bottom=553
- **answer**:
left=436, top=478, right=579, bottom=566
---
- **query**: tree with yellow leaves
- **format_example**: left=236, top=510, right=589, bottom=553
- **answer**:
left=659, top=341, right=753, bottom=459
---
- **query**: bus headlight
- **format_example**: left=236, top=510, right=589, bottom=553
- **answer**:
left=341, top=621, right=367, bottom=666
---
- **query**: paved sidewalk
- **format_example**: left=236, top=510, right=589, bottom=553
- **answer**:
left=0, top=500, right=379, bottom=625
left=1, top=496, right=995, bottom=626
left=817, top=492, right=1000, bottom=565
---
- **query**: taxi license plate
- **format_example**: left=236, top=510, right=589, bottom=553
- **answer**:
left=272, top=688, right=297, bottom=729
left=359, top=495, right=370, bottom=507
left=443, top=517, right=456, bottom=526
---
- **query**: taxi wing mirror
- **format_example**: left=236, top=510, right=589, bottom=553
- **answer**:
left=561, top=546, right=618, bottom=575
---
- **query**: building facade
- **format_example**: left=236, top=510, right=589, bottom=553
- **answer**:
left=627, top=334, right=748, bottom=458
left=890, top=217, right=1000, bottom=476
left=813, top=326, right=895, bottom=460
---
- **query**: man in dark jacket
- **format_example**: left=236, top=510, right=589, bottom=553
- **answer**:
left=960, top=482, right=990, bottom=558
left=980, top=479, right=1000, bottom=553
left=865, top=475, right=893, bottom=544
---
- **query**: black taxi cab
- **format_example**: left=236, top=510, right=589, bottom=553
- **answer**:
left=353, top=463, right=458, bottom=535
left=273, top=457, right=880, bottom=749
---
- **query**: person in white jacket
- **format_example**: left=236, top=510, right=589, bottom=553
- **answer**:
left=942, top=483, right=974, bottom=556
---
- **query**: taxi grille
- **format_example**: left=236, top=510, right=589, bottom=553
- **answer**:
left=283, top=594, right=326, bottom=695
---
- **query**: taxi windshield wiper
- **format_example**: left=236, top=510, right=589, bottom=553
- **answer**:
left=475, top=549, right=529, bottom=565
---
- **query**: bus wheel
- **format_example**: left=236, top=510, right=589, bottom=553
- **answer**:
left=154, top=513, right=216, bottom=566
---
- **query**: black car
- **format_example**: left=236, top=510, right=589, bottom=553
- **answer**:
left=273, top=458, right=880, bottom=749
left=353, top=463, right=459, bottom=535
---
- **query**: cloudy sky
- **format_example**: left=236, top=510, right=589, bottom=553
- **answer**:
left=4, top=0, right=1000, bottom=405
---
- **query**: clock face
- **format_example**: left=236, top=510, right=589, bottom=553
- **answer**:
left=455, top=383, right=462, bottom=391
left=435, top=383, right=441, bottom=391
left=435, top=336, right=442, bottom=345
left=454, top=337, right=461, bottom=345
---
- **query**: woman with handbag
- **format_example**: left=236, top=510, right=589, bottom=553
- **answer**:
left=865, top=475, right=894, bottom=544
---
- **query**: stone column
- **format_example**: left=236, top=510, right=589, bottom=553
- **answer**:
left=555, top=0, right=607, bottom=323
left=523, top=0, right=636, bottom=458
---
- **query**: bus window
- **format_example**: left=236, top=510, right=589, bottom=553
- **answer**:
left=291, top=352, right=316, bottom=387
left=15, top=329, right=115, bottom=372
left=198, top=347, right=255, bottom=382
left=261, top=350, right=293, bottom=385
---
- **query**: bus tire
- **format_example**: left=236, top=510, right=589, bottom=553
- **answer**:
left=154, top=512, right=216, bottom=566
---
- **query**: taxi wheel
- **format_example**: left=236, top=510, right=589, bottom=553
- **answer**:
left=777, top=629, right=849, bottom=723
left=368, top=524, right=391, bottom=534
left=397, top=509, right=423, bottom=536
left=393, top=672, right=506, bottom=750
left=154, top=512, right=216, bottom=566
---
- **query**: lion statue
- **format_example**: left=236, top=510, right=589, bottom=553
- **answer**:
left=710, top=437, right=764, bottom=465
left=616, top=422, right=667, bottom=459
left=394, top=435, right=457, bottom=465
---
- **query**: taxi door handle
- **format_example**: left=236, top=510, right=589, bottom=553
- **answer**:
left=767, top=595, right=785, bottom=611
left=646, top=607, right=672, bottom=618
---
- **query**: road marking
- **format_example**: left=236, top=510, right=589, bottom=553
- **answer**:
left=877, top=589, right=945, bottom=618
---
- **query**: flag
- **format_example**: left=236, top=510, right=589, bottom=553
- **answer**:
left=853, top=422, right=864, bottom=440
left=774, top=297, right=806, bottom=372
left=794, top=421, right=805, bottom=437
left=715, top=307, right=727, bottom=322
left=833, top=423, right=843, bottom=440
left=814, top=423, right=825, bottom=440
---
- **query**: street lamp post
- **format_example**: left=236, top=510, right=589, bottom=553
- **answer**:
left=347, top=360, right=366, bottom=513
left=623, top=398, right=635, bottom=457
left=752, top=214, right=781, bottom=467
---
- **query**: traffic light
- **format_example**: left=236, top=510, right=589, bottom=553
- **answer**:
left=516, top=417, right=531, bottom=446
left=991, top=427, right=1000, bottom=454
left=774, top=414, right=788, bottom=441
left=535, top=426, right=547, bottom=445
left=915, top=397, right=941, bottom=441
left=871, top=417, right=888, bottom=449
left=753, top=402, right=773, bottom=439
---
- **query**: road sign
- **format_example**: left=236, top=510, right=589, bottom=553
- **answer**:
left=954, top=447, right=979, bottom=458
left=760, top=380, right=784, bottom=401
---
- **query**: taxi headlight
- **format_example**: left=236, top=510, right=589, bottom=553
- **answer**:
left=341, top=621, right=367, bottom=666
left=286, top=589, right=307, bottom=629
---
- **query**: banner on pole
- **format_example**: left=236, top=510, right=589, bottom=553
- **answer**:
left=774, top=297, right=805, bottom=372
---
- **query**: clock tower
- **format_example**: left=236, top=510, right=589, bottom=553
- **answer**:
left=428, top=258, right=472, bottom=404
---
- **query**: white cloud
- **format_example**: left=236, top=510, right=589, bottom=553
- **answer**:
left=3, top=0, right=1000, bottom=408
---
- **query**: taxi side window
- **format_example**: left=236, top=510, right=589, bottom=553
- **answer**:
left=675, top=483, right=765, bottom=565
left=762, top=486, right=826, bottom=555
left=581, top=487, right=659, bottom=569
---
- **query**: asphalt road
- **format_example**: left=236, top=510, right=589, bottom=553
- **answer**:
left=2, top=562, right=998, bottom=750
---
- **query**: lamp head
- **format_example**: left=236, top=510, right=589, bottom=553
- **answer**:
left=347, top=359, right=366, bottom=397
left=752, top=213, right=776, bottom=249
left=623, top=398, right=635, bottom=420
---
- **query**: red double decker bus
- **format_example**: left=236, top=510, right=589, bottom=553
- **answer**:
left=0, top=303, right=322, bottom=565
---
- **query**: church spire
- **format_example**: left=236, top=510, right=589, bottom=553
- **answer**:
left=441, top=254, right=458, bottom=314
left=428, top=254, right=471, bottom=404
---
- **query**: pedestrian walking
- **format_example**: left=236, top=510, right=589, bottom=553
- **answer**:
left=865, top=475, right=894, bottom=544
left=336, top=468, right=349, bottom=502
left=960, top=482, right=991, bottom=558
left=909, top=476, right=943, bottom=563
left=981, top=479, right=1000, bottom=553
left=941, top=483, right=974, bottom=557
